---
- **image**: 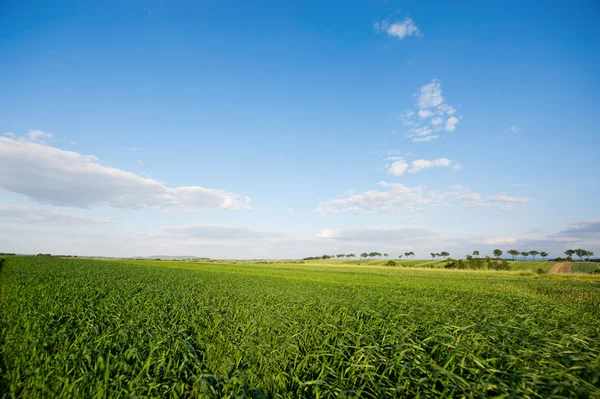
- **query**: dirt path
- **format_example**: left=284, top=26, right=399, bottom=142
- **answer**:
left=548, top=262, right=573, bottom=274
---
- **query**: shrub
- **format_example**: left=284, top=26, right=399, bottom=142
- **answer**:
left=385, top=260, right=397, bottom=267
left=466, top=257, right=484, bottom=270
left=444, top=259, right=466, bottom=269
left=498, top=260, right=511, bottom=271
left=488, top=260, right=511, bottom=271
left=536, top=268, right=546, bottom=275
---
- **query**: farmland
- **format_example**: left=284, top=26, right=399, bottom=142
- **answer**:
left=1, top=257, right=600, bottom=398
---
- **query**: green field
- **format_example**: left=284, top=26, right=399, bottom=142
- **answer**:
left=573, top=262, right=600, bottom=274
left=507, top=261, right=557, bottom=273
left=307, top=258, right=562, bottom=273
left=303, top=259, right=447, bottom=268
left=1, top=257, right=600, bottom=398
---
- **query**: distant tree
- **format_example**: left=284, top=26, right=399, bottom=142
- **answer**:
left=493, top=249, right=503, bottom=259
left=409, top=251, right=415, bottom=259
left=336, top=254, right=345, bottom=259
left=435, top=253, right=441, bottom=259
left=540, top=251, right=548, bottom=261
left=360, top=252, right=368, bottom=259
left=431, top=252, right=436, bottom=260
left=398, top=254, right=403, bottom=260
left=529, top=250, right=540, bottom=261
left=383, top=253, right=389, bottom=258
left=521, top=251, right=529, bottom=261
left=440, top=251, right=450, bottom=259
left=587, top=251, right=594, bottom=261
left=507, top=250, right=520, bottom=261
left=404, top=252, right=410, bottom=259
left=574, top=249, right=586, bottom=261
left=565, top=249, right=575, bottom=260
left=473, top=250, right=480, bottom=257
left=321, top=255, right=332, bottom=259
left=347, top=254, right=356, bottom=259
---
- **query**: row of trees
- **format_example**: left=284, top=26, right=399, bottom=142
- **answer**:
left=430, top=252, right=450, bottom=260
left=305, top=248, right=595, bottom=262
left=564, top=249, right=595, bottom=261
left=470, top=248, right=595, bottom=261
left=303, top=252, right=411, bottom=261
left=482, top=249, right=549, bottom=261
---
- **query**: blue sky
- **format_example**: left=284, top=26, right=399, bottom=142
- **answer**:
left=1, top=0, right=599, bottom=258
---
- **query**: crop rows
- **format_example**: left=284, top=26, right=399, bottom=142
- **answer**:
left=1, top=257, right=599, bottom=398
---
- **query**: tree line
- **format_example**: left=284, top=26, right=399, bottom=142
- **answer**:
left=471, top=249, right=549, bottom=261
left=303, top=248, right=595, bottom=262
left=562, top=249, right=595, bottom=261
left=471, top=248, right=594, bottom=261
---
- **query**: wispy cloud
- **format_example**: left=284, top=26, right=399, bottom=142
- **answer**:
left=315, top=182, right=532, bottom=215
left=318, top=226, right=437, bottom=244
left=386, top=157, right=460, bottom=176
left=374, top=18, right=421, bottom=40
left=26, top=129, right=53, bottom=143
left=0, top=204, right=114, bottom=225
left=399, top=80, right=461, bottom=143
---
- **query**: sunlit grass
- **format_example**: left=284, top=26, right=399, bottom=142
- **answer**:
left=1, top=257, right=599, bottom=397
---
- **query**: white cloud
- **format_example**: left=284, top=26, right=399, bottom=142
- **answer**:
left=318, top=226, right=437, bottom=244
left=26, top=129, right=53, bottom=142
left=417, top=109, right=434, bottom=118
left=418, top=79, right=444, bottom=109
left=437, top=104, right=456, bottom=115
left=409, top=158, right=454, bottom=173
left=375, top=18, right=421, bottom=40
left=412, top=135, right=439, bottom=143
left=400, top=80, right=461, bottom=142
left=445, top=116, right=459, bottom=132
left=388, top=159, right=409, bottom=176
left=406, top=126, right=436, bottom=142
left=4, top=132, right=16, bottom=138
left=509, top=125, right=521, bottom=133
left=0, top=204, right=114, bottom=225
left=315, top=183, right=532, bottom=215
left=448, top=185, right=532, bottom=211
left=315, top=182, right=442, bottom=215
left=0, top=137, right=251, bottom=211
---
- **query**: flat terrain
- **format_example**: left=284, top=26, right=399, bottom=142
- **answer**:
left=1, top=257, right=599, bottom=398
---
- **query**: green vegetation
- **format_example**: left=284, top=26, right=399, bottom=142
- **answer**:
left=508, top=261, right=557, bottom=273
left=1, top=257, right=600, bottom=397
left=572, top=262, right=600, bottom=274
left=565, top=248, right=595, bottom=261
